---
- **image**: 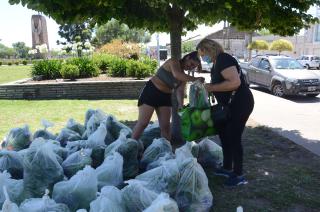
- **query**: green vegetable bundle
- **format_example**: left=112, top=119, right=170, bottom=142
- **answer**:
left=179, top=107, right=217, bottom=141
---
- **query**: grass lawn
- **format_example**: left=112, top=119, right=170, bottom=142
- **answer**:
left=0, top=65, right=32, bottom=84
left=0, top=99, right=319, bottom=211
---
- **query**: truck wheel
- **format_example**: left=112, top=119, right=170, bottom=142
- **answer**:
left=272, top=83, right=285, bottom=97
left=305, top=64, right=310, bottom=69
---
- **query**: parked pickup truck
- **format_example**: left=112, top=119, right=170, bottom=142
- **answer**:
left=241, top=55, right=320, bottom=97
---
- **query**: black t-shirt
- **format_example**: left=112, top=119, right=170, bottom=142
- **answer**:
left=210, top=52, right=246, bottom=104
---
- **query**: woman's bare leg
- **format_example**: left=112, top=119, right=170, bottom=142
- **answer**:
left=131, top=104, right=155, bottom=140
left=155, top=106, right=172, bottom=141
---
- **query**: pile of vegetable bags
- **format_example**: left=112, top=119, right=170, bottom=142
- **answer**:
left=180, top=81, right=217, bottom=141
left=0, top=108, right=223, bottom=211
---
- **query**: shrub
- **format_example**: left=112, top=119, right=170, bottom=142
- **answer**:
left=22, top=60, right=28, bottom=65
left=8, top=62, right=12, bottom=66
left=0, top=61, right=2, bottom=66
left=60, top=64, right=80, bottom=80
left=31, top=59, right=62, bottom=79
left=92, top=54, right=117, bottom=73
left=98, top=39, right=141, bottom=59
left=15, top=61, right=20, bottom=65
left=108, top=57, right=127, bottom=77
left=126, top=59, right=154, bottom=79
left=67, top=57, right=99, bottom=78
left=139, top=56, right=157, bottom=75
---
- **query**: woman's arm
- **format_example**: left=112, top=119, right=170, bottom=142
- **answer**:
left=205, top=66, right=241, bottom=92
left=169, top=59, right=199, bottom=82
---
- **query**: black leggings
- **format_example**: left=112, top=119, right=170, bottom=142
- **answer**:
left=217, top=88, right=254, bottom=176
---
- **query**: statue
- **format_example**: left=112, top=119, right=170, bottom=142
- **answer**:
left=31, top=15, right=49, bottom=50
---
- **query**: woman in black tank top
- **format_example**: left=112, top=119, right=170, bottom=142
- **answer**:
left=131, top=51, right=204, bottom=143
left=197, top=38, right=254, bottom=187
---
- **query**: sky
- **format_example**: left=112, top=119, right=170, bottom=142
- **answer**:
left=0, top=1, right=223, bottom=50
left=0, top=1, right=317, bottom=50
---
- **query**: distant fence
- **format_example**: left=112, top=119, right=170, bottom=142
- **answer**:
left=0, top=80, right=147, bottom=100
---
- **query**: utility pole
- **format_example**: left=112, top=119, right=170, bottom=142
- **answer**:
left=156, top=33, right=160, bottom=67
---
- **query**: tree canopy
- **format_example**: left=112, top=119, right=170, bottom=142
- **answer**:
left=247, top=40, right=269, bottom=53
left=270, top=39, right=294, bottom=54
left=8, top=0, right=320, bottom=58
left=95, top=19, right=151, bottom=46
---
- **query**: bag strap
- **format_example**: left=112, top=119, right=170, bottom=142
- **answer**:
left=227, top=90, right=236, bottom=104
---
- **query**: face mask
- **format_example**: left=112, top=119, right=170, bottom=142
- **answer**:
left=202, top=55, right=212, bottom=64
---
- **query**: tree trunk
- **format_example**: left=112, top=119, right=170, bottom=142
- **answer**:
left=167, top=4, right=184, bottom=147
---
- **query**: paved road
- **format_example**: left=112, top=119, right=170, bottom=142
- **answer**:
left=194, top=72, right=320, bottom=156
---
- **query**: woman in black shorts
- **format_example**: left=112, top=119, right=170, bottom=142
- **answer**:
left=131, top=51, right=204, bottom=141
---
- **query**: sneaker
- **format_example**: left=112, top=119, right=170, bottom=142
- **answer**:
left=224, top=175, right=248, bottom=187
left=214, top=168, right=233, bottom=178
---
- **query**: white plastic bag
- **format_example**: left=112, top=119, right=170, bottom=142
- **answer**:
left=136, top=160, right=180, bottom=195
left=0, top=172, right=23, bottom=208
left=89, top=186, right=125, bottom=212
left=62, top=149, right=92, bottom=178
left=52, top=166, right=97, bottom=211
left=175, top=158, right=213, bottom=212
left=1, top=187, right=19, bottom=212
left=143, top=193, right=179, bottom=212
left=198, top=137, right=223, bottom=168
left=189, top=81, right=210, bottom=108
left=141, top=138, right=172, bottom=170
left=95, top=152, right=123, bottom=190
left=122, top=180, right=158, bottom=212
left=19, top=189, right=69, bottom=212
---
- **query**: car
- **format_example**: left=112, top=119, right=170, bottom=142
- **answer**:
left=296, top=55, right=320, bottom=69
left=241, top=55, right=320, bottom=97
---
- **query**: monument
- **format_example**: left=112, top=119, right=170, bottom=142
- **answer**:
left=31, top=15, right=49, bottom=50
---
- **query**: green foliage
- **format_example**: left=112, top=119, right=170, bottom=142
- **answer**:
left=60, top=64, right=80, bottom=80
left=67, top=57, right=100, bottom=78
left=139, top=56, right=157, bottom=74
left=12, top=42, right=30, bottom=59
left=0, top=43, right=16, bottom=59
left=22, top=60, right=28, bottom=65
left=270, top=39, right=294, bottom=54
left=182, top=41, right=195, bottom=53
left=108, top=57, right=127, bottom=77
left=126, top=59, right=151, bottom=79
left=31, top=60, right=62, bottom=79
left=95, top=19, right=151, bottom=46
left=8, top=62, right=12, bottom=66
left=15, top=61, right=19, bottom=65
left=0, top=61, right=2, bottom=66
left=92, top=53, right=117, bottom=73
left=57, top=21, right=94, bottom=57
left=248, top=40, right=269, bottom=52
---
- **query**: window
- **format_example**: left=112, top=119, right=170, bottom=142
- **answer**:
left=250, top=58, right=260, bottom=67
left=258, top=59, right=271, bottom=70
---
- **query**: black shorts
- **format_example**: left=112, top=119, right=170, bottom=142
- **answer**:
left=138, top=80, right=172, bottom=107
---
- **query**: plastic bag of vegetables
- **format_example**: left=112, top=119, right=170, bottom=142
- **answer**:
left=122, top=180, right=158, bottom=212
left=0, top=150, right=23, bottom=179
left=189, top=81, right=210, bottom=109
left=23, top=140, right=64, bottom=198
left=141, top=138, right=172, bottom=170
left=89, top=186, right=125, bottom=212
left=179, top=106, right=217, bottom=141
left=1, top=186, right=19, bottom=212
left=197, top=137, right=223, bottom=168
left=62, top=149, right=92, bottom=178
left=135, top=160, right=180, bottom=195
left=143, top=193, right=179, bottom=212
left=3, top=125, right=31, bottom=151
left=175, top=158, right=213, bottom=212
left=52, top=166, right=97, bottom=211
left=140, top=122, right=161, bottom=149
left=19, top=190, right=70, bottom=212
left=95, top=152, right=123, bottom=190
left=33, top=119, right=56, bottom=140
left=0, top=171, right=24, bottom=208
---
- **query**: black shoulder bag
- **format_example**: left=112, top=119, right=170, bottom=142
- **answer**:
left=210, top=90, right=236, bottom=125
